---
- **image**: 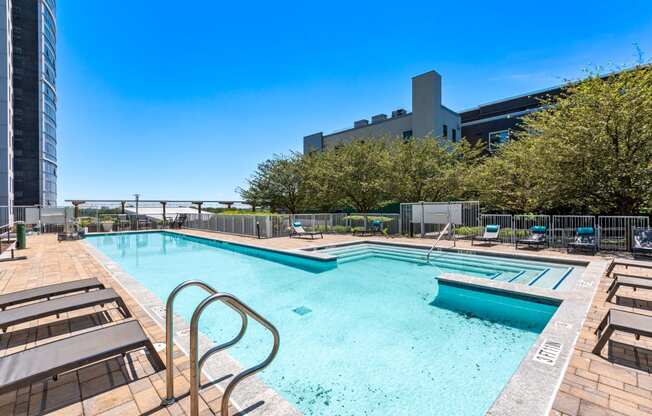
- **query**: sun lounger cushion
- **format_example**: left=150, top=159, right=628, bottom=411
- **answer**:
left=0, top=278, right=105, bottom=310
left=576, top=227, right=594, bottom=235
left=531, top=226, right=547, bottom=233
left=486, top=225, right=499, bottom=233
left=634, top=229, right=652, bottom=249
left=0, top=320, right=162, bottom=395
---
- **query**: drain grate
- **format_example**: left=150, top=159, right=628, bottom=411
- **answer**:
left=533, top=339, right=562, bottom=366
left=293, top=306, right=312, bottom=316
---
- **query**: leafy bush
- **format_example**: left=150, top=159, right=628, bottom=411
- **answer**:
left=455, top=226, right=481, bottom=236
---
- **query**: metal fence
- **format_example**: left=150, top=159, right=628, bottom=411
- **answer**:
left=597, top=216, right=649, bottom=251
left=184, top=212, right=402, bottom=238
left=0, top=206, right=9, bottom=228
left=476, top=213, right=648, bottom=251
left=0, top=205, right=75, bottom=233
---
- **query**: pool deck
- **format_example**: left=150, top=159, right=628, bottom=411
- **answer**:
left=0, top=231, right=651, bottom=415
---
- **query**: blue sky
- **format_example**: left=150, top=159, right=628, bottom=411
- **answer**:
left=57, top=0, right=652, bottom=203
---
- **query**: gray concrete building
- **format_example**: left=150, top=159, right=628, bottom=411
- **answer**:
left=0, top=0, right=57, bottom=213
left=304, top=70, right=461, bottom=153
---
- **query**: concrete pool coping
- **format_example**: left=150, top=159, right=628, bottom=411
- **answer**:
left=84, top=230, right=609, bottom=416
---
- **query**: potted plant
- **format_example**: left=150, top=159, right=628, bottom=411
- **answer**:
left=78, top=217, right=92, bottom=234
left=100, top=215, right=115, bottom=232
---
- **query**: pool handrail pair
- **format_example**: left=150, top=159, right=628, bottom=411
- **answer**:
left=161, top=279, right=280, bottom=416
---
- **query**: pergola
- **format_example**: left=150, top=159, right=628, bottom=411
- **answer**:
left=64, top=199, right=245, bottom=227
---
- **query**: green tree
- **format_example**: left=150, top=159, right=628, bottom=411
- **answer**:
left=477, top=65, right=652, bottom=214
left=237, top=153, right=308, bottom=214
left=386, top=137, right=483, bottom=203
left=310, top=140, right=391, bottom=212
left=517, top=66, right=652, bottom=214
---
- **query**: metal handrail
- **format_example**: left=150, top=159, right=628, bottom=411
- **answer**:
left=190, top=292, right=280, bottom=416
left=426, top=222, right=453, bottom=262
left=162, top=280, right=247, bottom=406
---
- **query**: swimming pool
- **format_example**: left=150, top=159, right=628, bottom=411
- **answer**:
left=87, top=232, right=561, bottom=415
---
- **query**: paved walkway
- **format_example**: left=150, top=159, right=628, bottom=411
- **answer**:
left=0, top=231, right=651, bottom=415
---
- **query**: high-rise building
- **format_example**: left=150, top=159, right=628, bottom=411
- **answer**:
left=0, top=0, right=56, bottom=213
left=0, top=0, right=14, bottom=215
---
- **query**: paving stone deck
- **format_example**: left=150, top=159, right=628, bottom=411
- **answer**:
left=0, top=231, right=650, bottom=415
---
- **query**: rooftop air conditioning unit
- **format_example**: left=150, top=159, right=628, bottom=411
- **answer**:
left=371, top=114, right=387, bottom=123
left=392, top=109, right=407, bottom=118
left=354, top=119, right=369, bottom=128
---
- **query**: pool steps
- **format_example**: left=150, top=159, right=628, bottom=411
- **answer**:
left=323, top=244, right=573, bottom=290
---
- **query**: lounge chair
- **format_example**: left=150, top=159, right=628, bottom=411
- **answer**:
left=0, top=288, right=130, bottom=333
left=567, top=227, right=598, bottom=254
left=633, top=228, right=652, bottom=259
left=289, top=222, right=323, bottom=239
left=515, top=225, right=548, bottom=250
left=0, top=319, right=164, bottom=395
left=0, top=278, right=105, bottom=311
left=606, top=258, right=652, bottom=278
left=353, top=220, right=384, bottom=236
left=471, top=225, right=501, bottom=246
left=605, top=273, right=652, bottom=303
left=593, top=309, right=652, bottom=356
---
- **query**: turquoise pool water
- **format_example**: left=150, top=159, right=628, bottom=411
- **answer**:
left=87, top=232, right=559, bottom=416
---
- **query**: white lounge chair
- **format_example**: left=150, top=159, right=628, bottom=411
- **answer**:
left=471, top=224, right=501, bottom=246
left=289, top=222, right=323, bottom=239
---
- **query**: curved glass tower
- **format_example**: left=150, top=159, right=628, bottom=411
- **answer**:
left=39, top=0, right=56, bottom=206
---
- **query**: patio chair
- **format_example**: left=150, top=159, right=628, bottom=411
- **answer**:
left=633, top=228, right=652, bottom=259
left=515, top=225, right=548, bottom=250
left=289, top=222, right=323, bottom=239
left=0, top=288, right=130, bottom=333
left=353, top=220, right=384, bottom=237
left=471, top=225, right=501, bottom=246
left=605, top=273, right=652, bottom=303
left=593, top=309, right=652, bottom=356
left=567, top=227, right=598, bottom=254
left=169, top=214, right=187, bottom=229
left=0, top=319, right=164, bottom=395
left=0, top=278, right=105, bottom=311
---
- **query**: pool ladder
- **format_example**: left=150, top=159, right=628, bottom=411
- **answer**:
left=161, top=280, right=280, bottom=416
left=426, top=222, right=455, bottom=263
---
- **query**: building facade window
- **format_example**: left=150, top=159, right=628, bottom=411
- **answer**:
left=402, top=130, right=412, bottom=140
left=443, top=124, right=448, bottom=138
left=488, top=129, right=510, bottom=152
left=452, top=128, right=457, bottom=142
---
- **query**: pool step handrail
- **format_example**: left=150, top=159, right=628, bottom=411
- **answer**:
left=160, top=279, right=280, bottom=416
left=161, top=280, right=247, bottom=406
left=426, top=222, right=453, bottom=262
left=190, top=292, right=280, bottom=416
